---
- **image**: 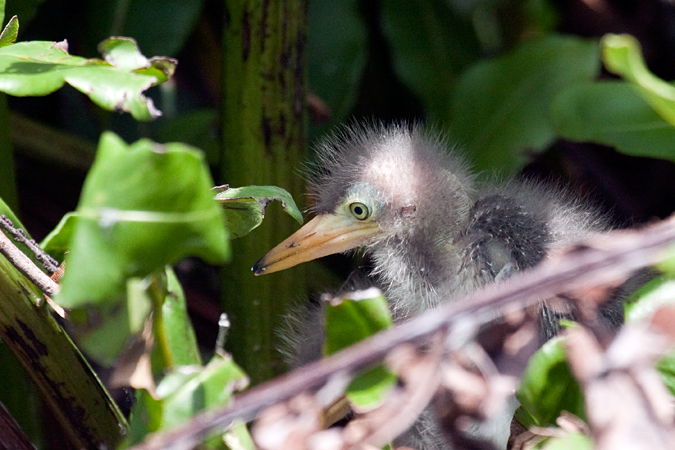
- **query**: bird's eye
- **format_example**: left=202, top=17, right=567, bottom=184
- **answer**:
left=349, top=202, right=371, bottom=220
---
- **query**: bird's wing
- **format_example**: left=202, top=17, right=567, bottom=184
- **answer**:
left=459, top=192, right=551, bottom=286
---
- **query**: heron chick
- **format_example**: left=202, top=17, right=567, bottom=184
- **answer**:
left=254, top=123, right=606, bottom=318
left=253, top=123, right=610, bottom=449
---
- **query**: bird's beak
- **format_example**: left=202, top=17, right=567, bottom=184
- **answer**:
left=253, top=214, right=380, bottom=275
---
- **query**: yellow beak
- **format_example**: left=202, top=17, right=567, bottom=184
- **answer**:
left=252, top=214, right=380, bottom=275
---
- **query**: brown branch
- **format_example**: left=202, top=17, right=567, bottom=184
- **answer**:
left=130, top=215, right=675, bottom=450
left=0, top=222, right=60, bottom=297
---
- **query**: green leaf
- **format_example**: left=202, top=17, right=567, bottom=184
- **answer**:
left=552, top=81, right=675, bottom=162
left=540, top=432, right=593, bottom=450
left=624, top=276, right=675, bottom=323
left=622, top=276, right=675, bottom=396
left=0, top=38, right=176, bottom=120
left=602, top=34, right=675, bottom=127
left=214, top=185, right=303, bottom=239
left=381, top=0, right=480, bottom=120
left=223, top=420, right=257, bottom=450
left=450, top=34, right=600, bottom=173
left=41, top=212, right=77, bottom=262
left=156, top=354, right=249, bottom=429
left=656, top=245, right=675, bottom=276
left=0, top=15, right=18, bottom=48
left=517, top=336, right=585, bottom=427
left=56, top=132, right=228, bottom=308
left=126, top=354, right=250, bottom=446
left=307, top=0, right=367, bottom=128
left=323, top=288, right=397, bottom=410
left=68, top=278, right=152, bottom=366
left=152, top=267, right=202, bottom=369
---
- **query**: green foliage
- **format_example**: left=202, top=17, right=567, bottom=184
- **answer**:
left=0, top=15, right=18, bottom=47
left=125, top=353, right=248, bottom=447
left=2, top=0, right=674, bottom=448
left=449, top=35, right=600, bottom=173
left=307, top=0, right=367, bottom=130
left=0, top=37, right=175, bottom=120
left=214, top=185, right=304, bottom=239
left=624, top=275, right=675, bottom=396
left=382, top=0, right=481, bottom=121
left=602, top=34, right=675, bottom=127
left=552, top=81, right=675, bottom=161
left=516, top=336, right=585, bottom=427
left=323, top=288, right=397, bottom=411
left=539, top=432, right=593, bottom=450
left=55, top=132, right=227, bottom=308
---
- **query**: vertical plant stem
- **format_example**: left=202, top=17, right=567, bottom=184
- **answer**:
left=0, top=94, right=18, bottom=211
left=221, top=0, right=308, bottom=384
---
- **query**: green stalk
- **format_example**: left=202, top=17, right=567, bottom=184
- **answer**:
left=0, top=94, right=18, bottom=211
left=221, top=0, right=308, bottom=384
left=0, top=252, right=127, bottom=448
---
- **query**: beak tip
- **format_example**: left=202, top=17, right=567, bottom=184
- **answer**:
left=252, top=258, right=266, bottom=276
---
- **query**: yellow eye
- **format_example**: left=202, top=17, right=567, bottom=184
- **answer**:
left=349, top=202, right=370, bottom=220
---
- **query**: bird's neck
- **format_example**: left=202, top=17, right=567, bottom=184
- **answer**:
left=371, top=225, right=467, bottom=321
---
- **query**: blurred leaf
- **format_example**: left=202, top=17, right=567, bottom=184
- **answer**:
left=381, top=0, right=481, bottom=120
left=602, top=34, right=675, bottom=127
left=57, top=132, right=228, bottom=308
left=0, top=15, right=18, bottom=48
left=307, top=0, right=367, bottom=128
left=517, top=336, right=585, bottom=427
left=223, top=420, right=257, bottom=450
left=151, top=267, right=202, bottom=370
left=41, top=212, right=77, bottom=262
left=323, top=288, right=396, bottom=411
left=156, top=354, right=249, bottom=429
left=68, top=278, right=152, bottom=366
left=624, top=275, right=675, bottom=323
left=126, top=354, right=249, bottom=447
left=87, top=0, right=206, bottom=57
left=622, top=275, right=675, bottom=396
left=658, top=245, right=675, bottom=275
left=214, top=185, right=303, bottom=239
left=656, top=351, right=675, bottom=397
left=0, top=38, right=175, bottom=120
left=540, top=432, right=593, bottom=450
left=552, top=81, right=675, bottom=162
left=450, top=34, right=599, bottom=173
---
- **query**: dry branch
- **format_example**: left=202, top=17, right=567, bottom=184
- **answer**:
left=130, top=215, right=675, bottom=450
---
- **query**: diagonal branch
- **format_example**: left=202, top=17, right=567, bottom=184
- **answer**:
left=131, top=215, right=675, bottom=450
left=0, top=218, right=60, bottom=296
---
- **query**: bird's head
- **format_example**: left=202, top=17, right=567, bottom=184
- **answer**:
left=253, top=123, right=475, bottom=276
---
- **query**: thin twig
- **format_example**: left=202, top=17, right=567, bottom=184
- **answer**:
left=0, top=215, right=59, bottom=273
left=0, top=226, right=60, bottom=297
left=130, top=215, right=675, bottom=450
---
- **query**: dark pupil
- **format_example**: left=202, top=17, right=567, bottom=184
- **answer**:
left=353, top=205, right=363, bottom=216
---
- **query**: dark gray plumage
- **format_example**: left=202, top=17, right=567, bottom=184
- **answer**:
left=253, top=122, right=610, bottom=449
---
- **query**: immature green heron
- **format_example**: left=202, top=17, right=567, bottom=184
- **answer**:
left=254, top=123, right=605, bottom=317
left=252, top=123, right=609, bottom=449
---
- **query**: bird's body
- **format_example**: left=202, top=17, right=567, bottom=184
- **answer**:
left=253, top=123, right=609, bottom=449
